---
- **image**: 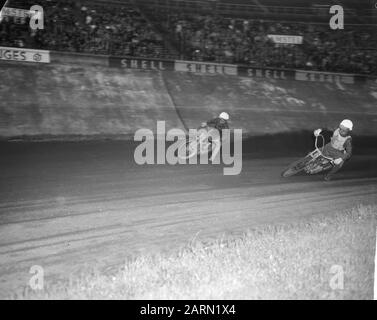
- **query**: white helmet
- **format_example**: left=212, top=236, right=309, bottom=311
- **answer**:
left=219, top=112, right=229, bottom=120
left=340, top=119, right=353, bottom=131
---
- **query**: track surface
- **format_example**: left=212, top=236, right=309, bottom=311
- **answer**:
left=0, top=141, right=376, bottom=297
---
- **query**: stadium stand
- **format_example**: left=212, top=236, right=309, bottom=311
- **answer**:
left=1, top=0, right=376, bottom=74
left=153, top=13, right=377, bottom=74
left=0, top=0, right=172, bottom=57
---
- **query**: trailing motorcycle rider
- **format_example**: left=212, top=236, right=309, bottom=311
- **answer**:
left=199, top=112, right=230, bottom=161
left=313, top=119, right=353, bottom=181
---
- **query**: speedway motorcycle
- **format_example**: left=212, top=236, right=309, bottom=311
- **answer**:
left=177, top=126, right=218, bottom=160
left=281, top=134, right=335, bottom=177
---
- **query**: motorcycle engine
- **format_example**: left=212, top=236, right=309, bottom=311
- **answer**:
left=304, top=158, right=332, bottom=174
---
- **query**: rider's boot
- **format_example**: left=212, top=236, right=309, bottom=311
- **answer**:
left=209, top=136, right=221, bottom=163
left=324, top=163, right=343, bottom=181
left=209, top=144, right=221, bottom=163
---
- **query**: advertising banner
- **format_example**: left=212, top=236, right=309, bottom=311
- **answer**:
left=237, top=65, right=295, bottom=80
left=174, top=60, right=238, bottom=76
left=0, top=46, right=50, bottom=63
left=267, top=34, right=303, bottom=45
left=295, top=70, right=354, bottom=84
left=0, top=7, right=31, bottom=18
left=108, top=55, right=364, bottom=86
left=109, top=56, right=174, bottom=71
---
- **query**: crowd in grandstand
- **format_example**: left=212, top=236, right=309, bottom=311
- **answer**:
left=0, top=0, right=376, bottom=74
left=0, top=0, right=165, bottom=57
left=165, top=13, right=377, bottom=74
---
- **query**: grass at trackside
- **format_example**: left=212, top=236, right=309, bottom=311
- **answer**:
left=13, top=205, right=376, bottom=300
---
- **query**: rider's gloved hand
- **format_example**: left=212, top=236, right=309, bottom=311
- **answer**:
left=334, top=158, right=343, bottom=165
left=313, top=129, right=322, bottom=137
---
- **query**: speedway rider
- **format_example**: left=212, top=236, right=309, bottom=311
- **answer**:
left=200, top=112, right=230, bottom=161
left=313, top=119, right=353, bottom=181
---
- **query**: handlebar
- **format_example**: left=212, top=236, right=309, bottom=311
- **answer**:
left=314, top=134, right=325, bottom=150
left=314, top=134, right=334, bottom=162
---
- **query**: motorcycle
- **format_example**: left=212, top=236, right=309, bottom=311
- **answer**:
left=281, top=134, right=335, bottom=178
left=177, top=126, right=218, bottom=160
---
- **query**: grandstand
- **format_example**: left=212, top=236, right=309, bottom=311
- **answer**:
left=1, top=0, right=376, bottom=74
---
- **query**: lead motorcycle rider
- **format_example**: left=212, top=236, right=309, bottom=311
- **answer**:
left=313, top=119, right=353, bottom=181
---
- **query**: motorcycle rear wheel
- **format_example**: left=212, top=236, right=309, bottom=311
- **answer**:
left=177, top=139, right=198, bottom=160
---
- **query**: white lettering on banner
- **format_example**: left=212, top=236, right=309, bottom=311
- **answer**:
left=247, top=68, right=287, bottom=80
left=0, top=46, right=50, bottom=63
left=174, top=61, right=237, bottom=76
left=267, top=34, right=303, bottom=45
left=1, top=7, right=30, bottom=18
left=295, top=71, right=354, bottom=84
left=121, top=59, right=165, bottom=70
left=130, top=60, right=138, bottom=69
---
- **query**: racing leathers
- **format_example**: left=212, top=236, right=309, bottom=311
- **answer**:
left=206, top=117, right=229, bottom=133
left=320, top=128, right=352, bottom=177
left=201, top=117, right=229, bottom=161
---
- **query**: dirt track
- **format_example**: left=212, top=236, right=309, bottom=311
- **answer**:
left=0, top=141, right=376, bottom=298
